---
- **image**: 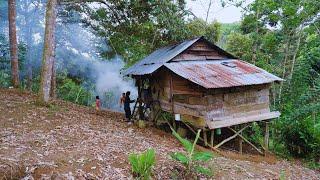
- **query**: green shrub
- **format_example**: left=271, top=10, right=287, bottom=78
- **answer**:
left=128, top=149, right=156, bottom=180
left=0, top=70, right=11, bottom=88
left=170, top=129, right=213, bottom=177
left=281, top=116, right=320, bottom=159
left=57, top=78, right=92, bottom=106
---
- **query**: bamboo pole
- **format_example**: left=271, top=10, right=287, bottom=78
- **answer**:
left=214, top=125, right=248, bottom=149
left=228, top=127, right=264, bottom=155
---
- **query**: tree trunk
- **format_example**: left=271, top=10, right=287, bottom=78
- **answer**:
left=24, top=1, right=41, bottom=91
left=8, top=0, right=19, bottom=88
left=50, top=54, right=56, bottom=98
left=27, top=63, right=33, bottom=90
left=252, top=1, right=260, bottom=65
left=25, top=17, right=34, bottom=91
left=278, top=37, right=291, bottom=103
left=205, top=0, right=213, bottom=23
left=288, top=29, right=302, bottom=83
left=50, top=20, right=57, bottom=99
left=39, top=0, right=57, bottom=103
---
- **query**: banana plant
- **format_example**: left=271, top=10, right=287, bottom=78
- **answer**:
left=170, top=129, right=213, bottom=176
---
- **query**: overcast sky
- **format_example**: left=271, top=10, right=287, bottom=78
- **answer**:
left=186, top=0, right=244, bottom=23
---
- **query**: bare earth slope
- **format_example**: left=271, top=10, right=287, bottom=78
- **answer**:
left=0, top=89, right=319, bottom=179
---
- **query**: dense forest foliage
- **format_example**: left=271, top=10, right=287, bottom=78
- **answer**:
left=0, top=0, right=319, bottom=167
left=223, top=0, right=320, bottom=166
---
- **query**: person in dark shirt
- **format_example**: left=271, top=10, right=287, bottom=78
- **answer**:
left=124, top=91, right=135, bottom=122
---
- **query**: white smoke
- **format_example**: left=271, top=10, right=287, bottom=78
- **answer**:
left=0, top=0, right=137, bottom=111
left=94, top=58, right=137, bottom=111
left=95, top=59, right=136, bottom=95
left=55, top=22, right=137, bottom=111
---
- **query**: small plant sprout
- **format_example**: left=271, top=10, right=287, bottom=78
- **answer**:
left=128, top=149, right=156, bottom=180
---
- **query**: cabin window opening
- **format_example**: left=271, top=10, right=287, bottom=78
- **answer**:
left=221, top=61, right=237, bottom=68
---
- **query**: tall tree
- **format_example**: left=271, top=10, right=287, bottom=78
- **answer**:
left=39, top=0, right=57, bottom=102
left=81, top=0, right=192, bottom=65
left=8, top=0, right=19, bottom=88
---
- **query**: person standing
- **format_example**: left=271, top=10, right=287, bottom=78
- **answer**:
left=95, top=96, right=101, bottom=111
left=124, top=91, right=135, bottom=122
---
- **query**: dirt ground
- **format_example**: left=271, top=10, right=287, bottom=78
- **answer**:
left=0, top=89, right=319, bottom=179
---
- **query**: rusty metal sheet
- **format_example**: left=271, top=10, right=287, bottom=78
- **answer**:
left=164, top=60, right=283, bottom=89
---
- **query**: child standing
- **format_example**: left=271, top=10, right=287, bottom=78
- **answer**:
left=95, top=96, right=101, bottom=111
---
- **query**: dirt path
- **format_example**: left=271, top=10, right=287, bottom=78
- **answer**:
left=0, top=89, right=319, bottom=179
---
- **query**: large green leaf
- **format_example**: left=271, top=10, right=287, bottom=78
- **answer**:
left=194, top=165, right=212, bottom=176
left=170, top=152, right=189, bottom=165
left=192, top=151, right=213, bottom=162
left=128, top=154, right=139, bottom=173
left=172, top=129, right=193, bottom=153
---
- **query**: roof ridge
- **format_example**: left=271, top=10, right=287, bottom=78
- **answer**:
left=124, top=36, right=236, bottom=76
left=124, top=37, right=201, bottom=76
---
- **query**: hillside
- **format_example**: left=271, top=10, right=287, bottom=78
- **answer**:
left=0, top=89, right=319, bottom=179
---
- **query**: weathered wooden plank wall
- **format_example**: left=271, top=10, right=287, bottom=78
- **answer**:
left=149, top=67, right=272, bottom=128
left=172, top=40, right=228, bottom=61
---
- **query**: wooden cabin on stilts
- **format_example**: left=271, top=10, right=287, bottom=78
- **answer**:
left=124, top=36, right=283, bottom=155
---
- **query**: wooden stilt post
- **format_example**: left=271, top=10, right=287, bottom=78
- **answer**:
left=137, top=77, right=145, bottom=120
left=169, top=74, right=176, bottom=130
left=239, top=125, right=243, bottom=154
left=239, top=136, right=243, bottom=154
left=264, top=121, right=270, bottom=156
left=203, top=129, right=208, bottom=147
left=210, top=129, right=214, bottom=147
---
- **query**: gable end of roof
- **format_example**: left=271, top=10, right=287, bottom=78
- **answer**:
left=123, top=36, right=237, bottom=76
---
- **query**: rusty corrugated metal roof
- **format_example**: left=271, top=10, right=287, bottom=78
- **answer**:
left=123, top=36, right=236, bottom=76
left=164, top=60, right=283, bottom=89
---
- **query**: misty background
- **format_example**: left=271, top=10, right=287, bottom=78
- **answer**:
left=0, top=0, right=137, bottom=111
